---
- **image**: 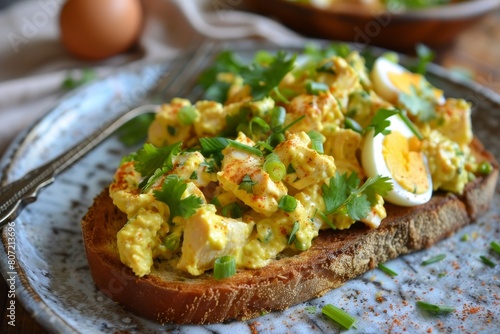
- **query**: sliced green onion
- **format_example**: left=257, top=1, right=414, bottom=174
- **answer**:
left=238, top=174, right=257, bottom=194
left=190, top=171, right=198, bottom=180
left=378, top=263, right=398, bottom=277
left=491, top=241, right=500, bottom=254
left=421, top=254, right=446, bottom=266
left=200, top=137, right=229, bottom=155
left=322, top=304, right=357, bottom=329
left=288, top=221, right=300, bottom=245
left=316, top=60, right=335, bottom=74
left=264, top=153, right=286, bottom=182
left=178, top=106, right=199, bottom=125
left=480, top=255, right=496, bottom=268
left=477, top=161, right=493, bottom=175
left=304, top=306, right=317, bottom=314
left=228, top=139, right=263, bottom=156
left=268, top=132, right=286, bottom=147
left=286, top=163, right=296, bottom=174
left=416, top=301, right=455, bottom=313
left=249, top=116, right=270, bottom=136
left=398, top=110, right=423, bottom=140
left=210, top=196, right=221, bottom=207
left=307, top=130, right=324, bottom=154
left=163, top=233, right=180, bottom=250
left=460, top=234, right=469, bottom=242
left=279, top=195, right=297, bottom=213
left=344, top=117, right=363, bottom=134
left=306, top=81, right=329, bottom=95
left=270, top=106, right=286, bottom=132
left=214, top=256, right=236, bottom=280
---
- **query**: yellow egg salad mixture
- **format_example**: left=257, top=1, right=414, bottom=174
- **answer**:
left=109, top=44, right=488, bottom=278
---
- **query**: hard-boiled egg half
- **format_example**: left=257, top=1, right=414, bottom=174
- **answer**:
left=362, top=114, right=433, bottom=206
left=371, top=57, right=444, bottom=104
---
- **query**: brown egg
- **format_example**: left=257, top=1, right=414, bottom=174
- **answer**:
left=59, top=0, right=143, bottom=60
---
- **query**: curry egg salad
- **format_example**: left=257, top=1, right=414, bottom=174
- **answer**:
left=110, top=44, right=486, bottom=278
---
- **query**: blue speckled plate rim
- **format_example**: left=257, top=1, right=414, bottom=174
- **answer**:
left=0, top=39, right=499, bottom=334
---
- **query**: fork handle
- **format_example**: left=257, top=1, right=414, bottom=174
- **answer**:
left=0, top=104, right=158, bottom=228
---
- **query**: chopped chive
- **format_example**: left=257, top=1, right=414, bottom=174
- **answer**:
left=279, top=195, right=297, bottom=213
left=480, top=256, right=496, bottom=268
left=416, top=301, right=455, bottom=313
left=307, top=130, right=324, bottom=154
left=286, top=163, right=296, bottom=174
left=438, top=272, right=447, bottom=278
left=460, top=234, right=469, bottom=242
left=288, top=221, right=300, bottom=245
left=178, top=106, right=199, bottom=125
left=318, top=211, right=337, bottom=230
left=322, top=304, right=357, bottom=329
left=264, top=153, right=286, bottom=182
left=228, top=139, right=262, bottom=156
left=378, top=263, right=398, bottom=277
left=214, top=256, right=236, bottom=279
left=190, top=171, right=198, bottom=180
left=281, top=115, right=305, bottom=133
left=398, top=110, right=423, bottom=140
left=306, top=81, right=329, bottom=95
left=491, top=241, right=500, bottom=254
left=421, top=254, right=446, bottom=266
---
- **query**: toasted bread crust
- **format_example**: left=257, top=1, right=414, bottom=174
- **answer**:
left=81, top=140, right=498, bottom=324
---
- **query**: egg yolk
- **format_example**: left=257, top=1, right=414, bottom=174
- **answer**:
left=388, top=72, right=444, bottom=101
left=383, top=131, right=430, bottom=194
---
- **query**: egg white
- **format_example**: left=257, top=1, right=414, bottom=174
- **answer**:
left=371, top=57, right=409, bottom=103
left=362, top=114, right=433, bottom=206
left=371, top=57, right=445, bottom=105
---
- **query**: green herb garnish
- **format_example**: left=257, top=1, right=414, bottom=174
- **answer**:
left=378, top=263, right=398, bottom=277
left=421, top=254, right=446, bottom=266
left=322, top=304, right=357, bottom=329
left=416, top=301, right=455, bottom=314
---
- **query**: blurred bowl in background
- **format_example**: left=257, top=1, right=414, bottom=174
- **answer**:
left=238, top=0, right=500, bottom=52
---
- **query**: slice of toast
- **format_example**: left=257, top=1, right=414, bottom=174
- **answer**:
left=81, top=138, right=498, bottom=324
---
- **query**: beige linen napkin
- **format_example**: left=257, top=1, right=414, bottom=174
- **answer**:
left=0, top=0, right=302, bottom=155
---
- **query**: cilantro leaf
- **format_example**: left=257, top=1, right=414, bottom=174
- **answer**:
left=116, top=113, right=155, bottom=147
left=410, top=43, right=435, bottom=75
left=365, top=108, right=399, bottom=137
left=321, top=173, right=393, bottom=223
left=198, top=51, right=244, bottom=103
left=140, top=166, right=170, bottom=192
left=346, top=193, right=371, bottom=221
left=398, top=82, right=436, bottom=122
left=238, top=174, right=257, bottom=193
left=133, top=142, right=182, bottom=178
left=154, top=174, right=203, bottom=223
left=241, top=51, right=296, bottom=100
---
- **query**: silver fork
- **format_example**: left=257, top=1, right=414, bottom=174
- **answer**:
left=0, top=39, right=218, bottom=228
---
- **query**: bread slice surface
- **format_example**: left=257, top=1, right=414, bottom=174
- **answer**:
left=81, top=138, right=498, bottom=324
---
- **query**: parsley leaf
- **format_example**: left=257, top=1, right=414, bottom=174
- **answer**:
left=398, top=81, right=436, bottom=122
left=154, top=174, right=203, bottom=223
left=241, top=51, right=296, bottom=100
left=321, top=172, right=392, bottom=223
left=133, top=142, right=182, bottom=178
left=365, top=108, right=399, bottom=137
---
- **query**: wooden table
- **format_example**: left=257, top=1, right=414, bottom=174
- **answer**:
left=1, top=9, right=499, bottom=334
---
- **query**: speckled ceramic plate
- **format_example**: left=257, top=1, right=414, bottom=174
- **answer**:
left=1, top=41, right=499, bottom=334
